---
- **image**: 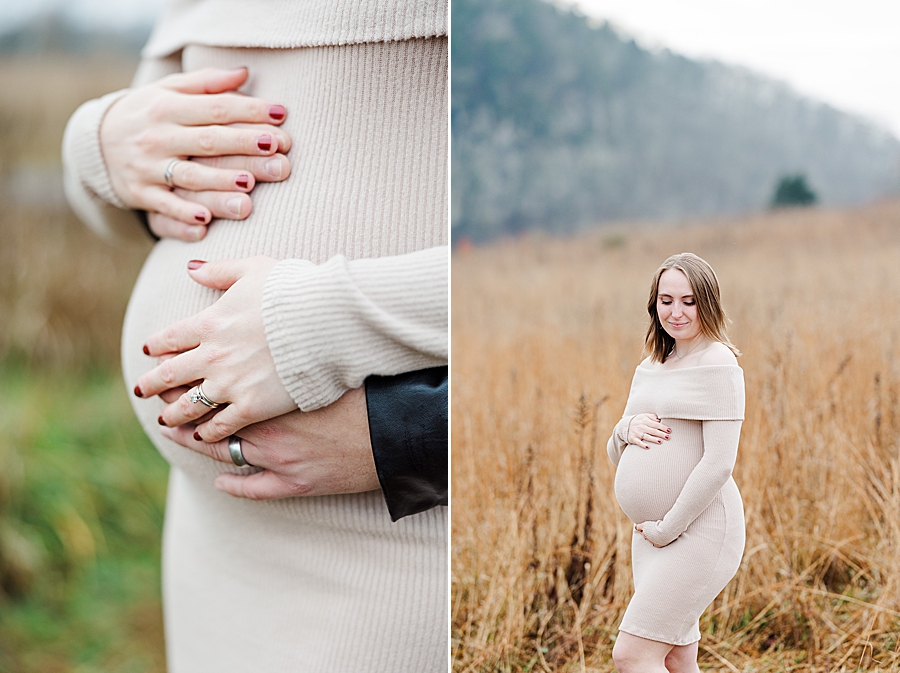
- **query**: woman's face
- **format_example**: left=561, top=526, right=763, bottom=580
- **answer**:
left=656, top=268, right=701, bottom=341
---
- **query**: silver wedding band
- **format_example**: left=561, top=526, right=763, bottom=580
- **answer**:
left=164, top=158, right=182, bottom=188
left=229, top=435, right=250, bottom=467
left=189, top=382, right=220, bottom=409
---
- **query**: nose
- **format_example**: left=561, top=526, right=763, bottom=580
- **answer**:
left=671, top=303, right=683, bottom=318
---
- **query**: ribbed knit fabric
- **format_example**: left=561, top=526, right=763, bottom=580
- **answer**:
left=61, top=4, right=448, bottom=670
left=607, top=365, right=745, bottom=645
left=143, top=0, right=447, bottom=56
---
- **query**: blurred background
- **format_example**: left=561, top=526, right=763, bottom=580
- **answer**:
left=0, top=1, right=167, bottom=671
left=451, top=1, right=900, bottom=671
left=451, top=0, right=900, bottom=242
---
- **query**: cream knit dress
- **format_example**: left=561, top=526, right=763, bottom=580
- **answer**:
left=62, top=2, right=448, bottom=670
left=607, top=365, right=745, bottom=645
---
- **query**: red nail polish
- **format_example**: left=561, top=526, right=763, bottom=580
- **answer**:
left=142, top=344, right=150, bottom=355
left=194, top=212, right=207, bottom=223
left=134, top=385, right=143, bottom=397
left=257, top=135, right=272, bottom=151
left=158, top=415, right=166, bottom=426
left=187, top=259, right=206, bottom=270
left=268, top=105, right=285, bottom=120
left=193, top=431, right=202, bottom=442
left=235, top=175, right=249, bottom=189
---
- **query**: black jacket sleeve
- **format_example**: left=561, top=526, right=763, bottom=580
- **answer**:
left=364, top=366, right=448, bottom=521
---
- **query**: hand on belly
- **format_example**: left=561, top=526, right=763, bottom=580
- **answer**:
left=133, top=255, right=296, bottom=442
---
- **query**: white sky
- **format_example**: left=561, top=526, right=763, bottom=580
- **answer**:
left=2, top=0, right=899, bottom=139
left=566, top=0, right=900, bottom=138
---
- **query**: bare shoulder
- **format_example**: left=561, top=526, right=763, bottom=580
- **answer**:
left=698, top=341, right=738, bottom=366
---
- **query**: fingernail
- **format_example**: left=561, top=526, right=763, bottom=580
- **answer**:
left=235, top=174, right=249, bottom=189
left=214, top=480, right=225, bottom=492
left=226, top=197, right=242, bottom=217
left=230, top=66, right=248, bottom=73
left=665, top=435, right=670, bottom=440
left=268, top=105, right=285, bottom=120
left=190, top=226, right=206, bottom=242
left=264, top=158, right=282, bottom=178
left=187, top=259, right=206, bottom=270
left=134, top=385, right=143, bottom=397
left=257, top=135, right=272, bottom=152
left=194, top=212, right=207, bottom=223
left=142, top=344, right=150, bottom=355
left=193, top=431, right=202, bottom=442
left=158, top=415, right=166, bottom=426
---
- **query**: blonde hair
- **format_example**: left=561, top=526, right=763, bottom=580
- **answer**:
left=644, top=252, right=740, bottom=363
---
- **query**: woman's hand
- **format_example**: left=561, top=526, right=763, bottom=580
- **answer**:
left=100, top=67, right=291, bottom=232
left=145, top=152, right=292, bottom=241
left=627, top=413, right=671, bottom=449
left=634, top=522, right=666, bottom=548
left=135, top=256, right=297, bottom=441
left=158, top=387, right=380, bottom=499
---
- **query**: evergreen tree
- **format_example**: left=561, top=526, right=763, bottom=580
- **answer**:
left=771, top=174, right=818, bottom=207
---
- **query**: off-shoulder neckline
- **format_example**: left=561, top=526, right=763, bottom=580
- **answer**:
left=635, top=363, right=742, bottom=373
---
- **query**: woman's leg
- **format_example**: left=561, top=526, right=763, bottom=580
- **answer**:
left=611, top=632, right=673, bottom=673
left=664, top=641, right=700, bottom=673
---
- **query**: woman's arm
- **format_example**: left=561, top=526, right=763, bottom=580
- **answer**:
left=606, top=415, right=635, bottom=467
left=63, top=55, right=181, bottom=242
left=62, top=59, right=291, bottom=242
left=638, top=419, right=742, bottom=547
left=138, top=249, right=448, bottom=441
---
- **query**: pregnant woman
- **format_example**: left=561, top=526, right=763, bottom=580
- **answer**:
left=606, top=253, right=745, bottom=673
left=62, top=1, right=447, bottom=671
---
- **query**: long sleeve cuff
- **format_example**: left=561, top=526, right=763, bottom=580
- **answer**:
left=262, top=246, right=448, bottom=411
left=62, top=88, right=152, bottom=242
left=63, top=89, right=129, bottom=209
left=365, top=367, right=447, bottom=521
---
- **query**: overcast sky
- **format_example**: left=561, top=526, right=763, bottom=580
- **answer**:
left=567, top=0, right=900, bottom=138
left=3, top=0, right=899, bottom=139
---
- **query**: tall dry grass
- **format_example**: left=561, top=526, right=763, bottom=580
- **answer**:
left=0, top=54, right=149, bottom=369
left=452, top=202, right=900, bottom=672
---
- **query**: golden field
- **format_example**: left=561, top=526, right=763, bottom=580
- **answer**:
left=452, top=202, right=900, bottom=672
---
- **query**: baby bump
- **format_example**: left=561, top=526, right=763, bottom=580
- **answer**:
left=613, top=419, right=703, bottom=523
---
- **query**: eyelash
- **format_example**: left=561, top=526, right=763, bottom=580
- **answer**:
left=659, top=300, right=695, bottom=306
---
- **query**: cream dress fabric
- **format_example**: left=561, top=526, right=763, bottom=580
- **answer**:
left=61, top=2, right=448, bottom=670
left=607, top=365, right=745, bottom=645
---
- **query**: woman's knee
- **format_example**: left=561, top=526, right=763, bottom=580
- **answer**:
left=664, top=642, right=699, bottom=673
left=612, top=635, right=656, bottom=672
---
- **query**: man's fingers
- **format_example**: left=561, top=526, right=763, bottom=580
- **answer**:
left=215, top=471, right=295, bottom=500
left=159, top=67, right=249, bottom=95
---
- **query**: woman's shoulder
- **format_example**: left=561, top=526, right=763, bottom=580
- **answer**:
left=697, top=341, right=739, bottom=367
